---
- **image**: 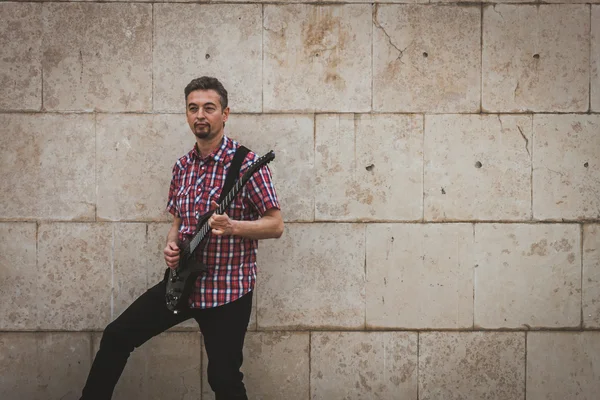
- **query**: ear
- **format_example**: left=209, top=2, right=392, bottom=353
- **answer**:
left=222, top=107, right=230, bottom=122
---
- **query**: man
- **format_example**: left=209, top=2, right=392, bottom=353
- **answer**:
left=80, top=77, right=284, bottom=400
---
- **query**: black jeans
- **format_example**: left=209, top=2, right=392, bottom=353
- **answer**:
left=80, top=280, right=252, bottom=400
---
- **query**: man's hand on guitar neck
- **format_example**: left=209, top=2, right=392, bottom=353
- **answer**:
left=209, top=201, right=235, bottom=236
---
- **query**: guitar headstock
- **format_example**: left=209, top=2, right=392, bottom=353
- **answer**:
left=243, top=150, right=275, bottom=178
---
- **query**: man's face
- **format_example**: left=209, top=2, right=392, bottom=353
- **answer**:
left=185, top=89, right=229, bottom=141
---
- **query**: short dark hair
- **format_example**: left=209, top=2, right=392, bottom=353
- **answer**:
left=184, top=77, right=228, bottom=109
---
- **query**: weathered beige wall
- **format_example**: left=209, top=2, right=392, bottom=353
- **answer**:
left=1, top=1, right=599, bottom=399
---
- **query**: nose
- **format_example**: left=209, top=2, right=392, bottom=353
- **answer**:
left=196, top=109, right=206, bottom=120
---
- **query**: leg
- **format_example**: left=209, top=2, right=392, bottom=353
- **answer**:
left=195, top=291, right=253, bottom=400
left=80, top=280, right=192, bottom=400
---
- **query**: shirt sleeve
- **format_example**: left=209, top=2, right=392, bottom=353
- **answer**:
left=166, top=164, right=180, bottom=217
left=245, top=164, right=280, bottom=217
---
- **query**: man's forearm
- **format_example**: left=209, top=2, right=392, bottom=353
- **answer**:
left=231, top=211, right=284, bottom=240
left=166, top=217, right=182, bottom=245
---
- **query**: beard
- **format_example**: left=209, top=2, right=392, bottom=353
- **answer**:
left=193, top=123, right=212, bottom=139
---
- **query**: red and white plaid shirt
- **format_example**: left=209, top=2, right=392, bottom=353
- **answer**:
left=166, top=135, right=280, bottom=309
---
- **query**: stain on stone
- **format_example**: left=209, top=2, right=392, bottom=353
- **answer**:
left=441, top=187, right=446, bottom=194
left=526, top=239, right=547, bottom=256
left=552, top=238, right=572, bottom=252
left=365, top=164, right=374, bottom=171
left=475, top=161, right=482, bottom=168
left=584, top=162, right=589, bottom=168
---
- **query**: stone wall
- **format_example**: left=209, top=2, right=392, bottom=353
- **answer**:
left=1, top=1, right=599, bottom=399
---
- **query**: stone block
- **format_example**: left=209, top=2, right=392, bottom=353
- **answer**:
left=373, top=5, right=480, bottom=112
left=96, top=114, right=192, bottom=221
left=0, top=3, right=42, bottom=110
left=584, top=224, right=600, bottom=328
left=0, top=113, right=95, bottom=221
left=593, top=7, right=600, bottom=111
left=263, top=5, right=372, bottom=112
left=154, top=4, right=262, bottom=112
left=225, top=114, right=315, bottom=222
left=527, top=332, right=600, bottom=400
left=424, top=114, right=532, bottom=221
left=366, top=224, right=474, bottom=329
left=419, top=332, right=525, bottom=400
left=0, top=223, right=37, bottom=330
left=311, top=332, right=418, bottom=400
left=42, top=3, right=152, bottom=111
left=315, top=114, right=423, bottom=221
left=93, top=332, right=201, bottom=400
left=38, top=223, right=112, bottom=330
left=0, top=332, right=91, bottom=400
left=482, top=5, right=589, bottom=112
left=474, top=224, right=581, bottom=328
left=201, top=332, right=309, bottom=399
left=257, top=223, right=365, bottom=329
left=533, top=115, right=600, bottom=220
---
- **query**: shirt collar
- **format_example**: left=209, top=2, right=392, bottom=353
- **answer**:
left=190, top=135, right=232, bottom=164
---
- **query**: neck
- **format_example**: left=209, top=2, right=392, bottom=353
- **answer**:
left=196, top=132, right=224, bottom=158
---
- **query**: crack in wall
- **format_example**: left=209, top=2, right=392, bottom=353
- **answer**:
left=373, top=5, right=408, bottom=65
left=517, top=125, right=531, bottom=157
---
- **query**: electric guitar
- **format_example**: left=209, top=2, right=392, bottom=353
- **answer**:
left=164, top=150, right=276, bottom=313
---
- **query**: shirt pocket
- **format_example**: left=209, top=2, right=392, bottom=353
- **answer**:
left=175, top=185, right=193, bottom=215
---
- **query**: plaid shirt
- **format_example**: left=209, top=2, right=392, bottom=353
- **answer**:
left=166, top=135, right=280, bottom=309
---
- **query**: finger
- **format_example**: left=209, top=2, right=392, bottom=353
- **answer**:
left=212, top=228, right=224, bottom=236
left=164, top=248, right=180, bottom=257
left=210, top=201, right=219, bottom=210
left=167, top=242, right=179, bottom=251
